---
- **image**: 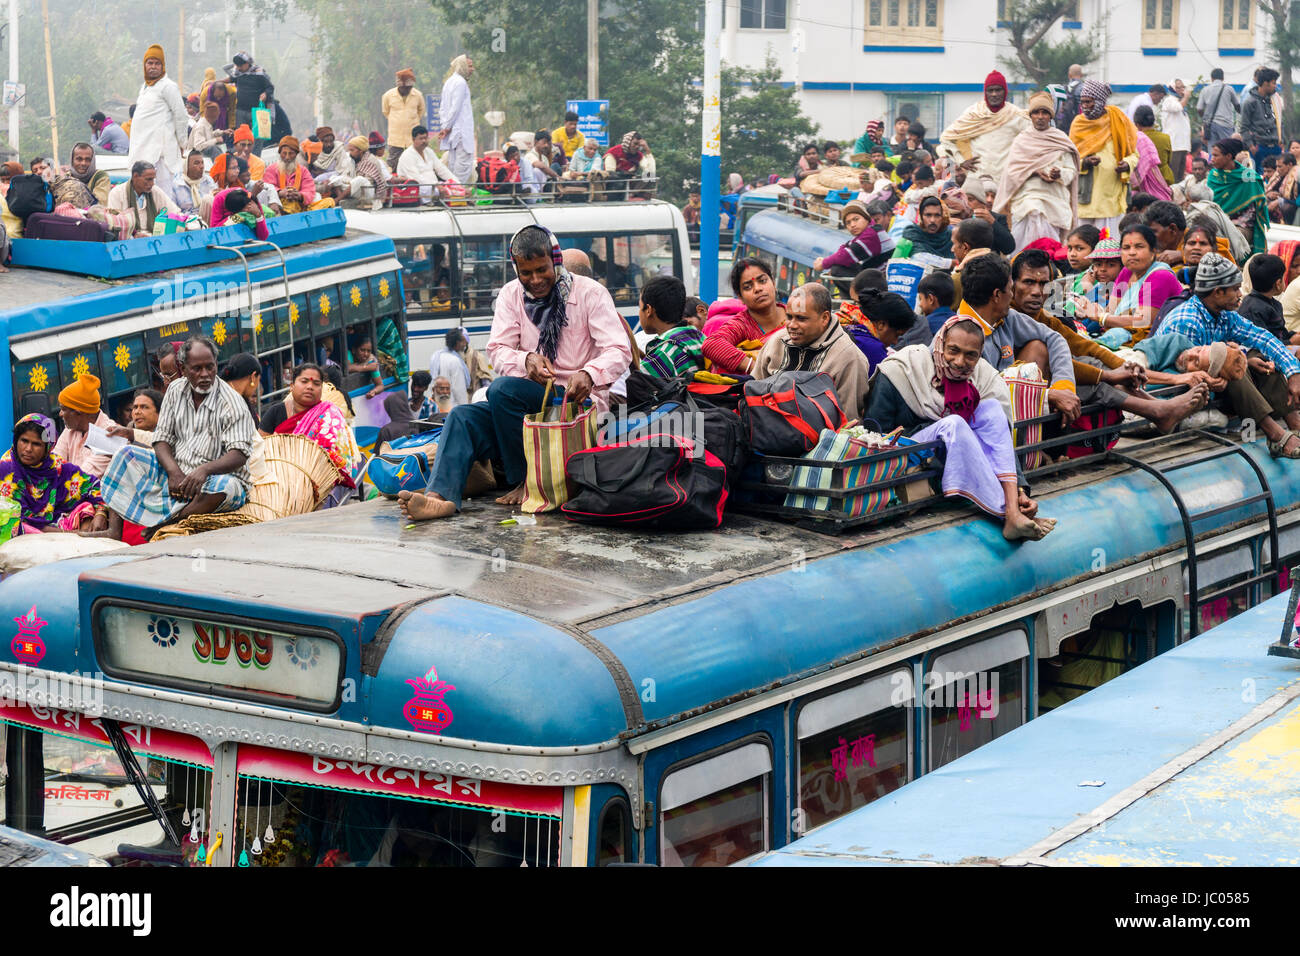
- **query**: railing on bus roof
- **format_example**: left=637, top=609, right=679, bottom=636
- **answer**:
left=367, top=177, right=661, bottom=211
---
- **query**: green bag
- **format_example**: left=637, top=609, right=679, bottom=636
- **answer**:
left=0, top=498, right=21, bottom=545
left=251, top=105, right=273, bottom=141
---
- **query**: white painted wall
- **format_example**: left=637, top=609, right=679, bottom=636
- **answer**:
left=721, top=0, right=1275, bottom=143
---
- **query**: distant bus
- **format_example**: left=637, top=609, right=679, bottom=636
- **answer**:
left=345, top=192, right=692, bottom=373
left=1, top=209, right=408, bottom=446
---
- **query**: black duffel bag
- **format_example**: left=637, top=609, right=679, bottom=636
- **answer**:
left=621, top=370, right=748, bottom=487
left=561, top=434, right=729, bottom=530
left=740, top=370, right=846, bottom=456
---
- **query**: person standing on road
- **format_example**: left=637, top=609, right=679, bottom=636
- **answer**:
left=440, top=55, right=476, bottom=184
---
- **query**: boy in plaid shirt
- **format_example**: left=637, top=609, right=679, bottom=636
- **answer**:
left=639, top=275, right=705, bottom=379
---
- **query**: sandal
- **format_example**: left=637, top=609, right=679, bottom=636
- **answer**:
left=1268, top=430, right=1300, bottom=459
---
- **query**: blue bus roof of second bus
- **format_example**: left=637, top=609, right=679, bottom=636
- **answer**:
left=740, top=207, right=848, bottom=266
left=756, top=592, right=1300, bottom=867
left=6, top=438, right=1297, bottom=752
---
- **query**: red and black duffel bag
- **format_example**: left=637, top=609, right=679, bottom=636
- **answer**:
left=561, top=434, right=729, bottom=530
left=389, top=178, right=422, bottom=206
left=740, top=371, right=846, bottom=456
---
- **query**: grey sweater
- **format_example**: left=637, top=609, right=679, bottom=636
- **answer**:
left=979, top=307, right=1077, bottom=390
left=1238, top=89, right=1279, bottom=149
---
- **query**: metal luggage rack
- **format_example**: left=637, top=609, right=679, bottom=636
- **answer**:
left=732, top=438, right=946, bottom=534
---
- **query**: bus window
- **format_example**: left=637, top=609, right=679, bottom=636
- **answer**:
left=595, top=797, right=632, bottom=866
left=606, top=233, right=675, bottom=307
left=1038, top=601, right=1162, bottom=714
left=236, top=781, right=559, bottom=867
left=97, top=334, right=149, bottom=398
left=659, top=740, right=771, bottom=867
left=927, top=630, right=1028, bottom=771
left=796, top=669, right=913, bottom=831
left=461, top=238, right=510, bottom=312
left=399, top=241, right=454, bottom=315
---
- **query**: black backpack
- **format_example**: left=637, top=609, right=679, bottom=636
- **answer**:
left=561, top=434, right=729, bottom=530
left=6, top=173, right=53, bottom=222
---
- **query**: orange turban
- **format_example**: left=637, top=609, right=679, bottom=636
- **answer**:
left=58, top=374, right=102, bottom=414
left=278, top=135, right=300, bottom=154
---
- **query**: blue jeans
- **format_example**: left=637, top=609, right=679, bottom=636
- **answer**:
left=426, top=376, right=548, bottom=509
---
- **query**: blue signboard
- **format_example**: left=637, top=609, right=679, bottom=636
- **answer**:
left=565, top=99, right=609, bottom=147
left=426, top=93, right=442, bottom=129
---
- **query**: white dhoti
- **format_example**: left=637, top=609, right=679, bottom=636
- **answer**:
left=1011, top=211, right=1066, bottom=251
left=445, top=147, right=475, bottom=184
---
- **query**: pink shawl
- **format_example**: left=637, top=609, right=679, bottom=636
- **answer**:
left=1134, top=132, right=1173, bottom=201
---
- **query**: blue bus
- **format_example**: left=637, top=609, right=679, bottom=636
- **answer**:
left=0, top=208, right=408, bottom=445
left=758, top=589, right=1300, bottom=868
left=0, top=426, right=1297, bottom=865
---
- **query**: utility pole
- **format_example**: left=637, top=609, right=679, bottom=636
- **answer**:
left=41, top=0, right=55, bottom=162
left=7, top=0, right=19, bottom=155
left=586, top=0, right=598, bottom=99
left=178, top=6, right=185, bottom=95
left=700, top=0, right=721, bottom=302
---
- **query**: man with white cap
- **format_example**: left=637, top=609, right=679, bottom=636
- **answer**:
left=1157, top=252, right=1300, bottom=458
left=995, top=90, right=1080, bottom=248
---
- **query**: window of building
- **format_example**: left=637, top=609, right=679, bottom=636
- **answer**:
left=865, top=0, right=943, bottom=46
left=1142, top=0, right=1178, bottom=48
left=740, top=0, right=786, bottom=30
left=886, top=92, right=944, bottom=141
left=1219, top=0, right=1254, bottom=47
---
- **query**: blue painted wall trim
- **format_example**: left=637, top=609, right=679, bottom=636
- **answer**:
left=862, top=45, right=944, bottom=53
left=1219, top=47, right=1255, bottom=56
left=1142, top=47, right=1178, bottom=56
left=803, top=81, right=853, bottom=91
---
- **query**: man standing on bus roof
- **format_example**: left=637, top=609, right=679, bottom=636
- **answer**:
left=127, top=44, right=188, bottom=191
left=97, top=337, right=255, bottom=539
left=53, top=374, right=114, bottom=478
left=383, top=68, right=425, bottom=173
left=439, top=56, right=476, bottom=184
left=399, top=225, right=632, bottom=521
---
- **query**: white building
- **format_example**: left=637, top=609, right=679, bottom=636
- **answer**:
left=722, top=0, right=1278, bottom=143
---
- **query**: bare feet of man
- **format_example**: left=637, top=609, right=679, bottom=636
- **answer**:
left=494, top=483, right=527, bottom=507
left=1152, top=383, right=1210, bottom=434
left=397, top=490, right=457, bottom=521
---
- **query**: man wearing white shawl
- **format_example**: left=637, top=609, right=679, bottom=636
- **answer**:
left=995, top=90, right=1080, bottom=248
left=439, top=55, right=476, bottom=184
left=128, top=44, right=188, bottom=194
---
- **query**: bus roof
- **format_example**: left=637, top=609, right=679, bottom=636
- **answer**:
left=742, top=207, right=848, bottom=264
left=344, top=198, right=684, bottom=241
left=14, top=437, right=1298, bottom=751
left=757, top=592, right=1300, bottom=867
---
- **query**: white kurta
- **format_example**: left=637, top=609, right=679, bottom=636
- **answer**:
left=1008, top=150, right=1076, bottom=231
left=937, top=108, right=1029, bottom=193
left=396, top=145, right=457, bottom=184
left=128, top=76, right=188, bottom=179
left=439, top=74, right=474, bottom=152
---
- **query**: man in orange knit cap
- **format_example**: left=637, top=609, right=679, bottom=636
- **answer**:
left=210, top=125, right=266, bottom=184
left=53, top=374, right=115, bottom=477
left=128, top=43, right=188, bottom=192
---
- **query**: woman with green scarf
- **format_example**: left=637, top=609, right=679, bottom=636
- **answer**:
left=1209, top=137, right=1269, bottom=256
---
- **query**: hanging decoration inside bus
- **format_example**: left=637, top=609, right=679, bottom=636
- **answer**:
left=97, top=605, right=343, bottom=709
left=10, top=605, right=48, bottom=665
left=212, top=319, right=228, bottom=347
left=830, top=734, right=877, bottom=782
left=0, top=701, right=213, bottom=767
left=28, top=364, right=49, bottom=393
left=71, top=354, right=90, bottom=379
left=235, top=745, right=564, bottom=817
left=403, top=665, right=455, bottom=734
left=113, top=342, right=131, bottom=371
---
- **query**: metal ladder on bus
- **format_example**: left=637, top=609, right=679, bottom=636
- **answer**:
left=205, top=239, right=293, bottom=343
left=1107, top=430, right=1281, bottom=641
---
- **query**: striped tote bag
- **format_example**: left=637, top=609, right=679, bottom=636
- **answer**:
left=784, top=429, right=907, bottom=518
left=521, top=384, right=599, bottom=514
left=1002, top=363, right=1049, bottom=470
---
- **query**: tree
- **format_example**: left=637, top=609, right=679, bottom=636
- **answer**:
left=1260, top=0, right=1300, bottom=140
left=995, top=1, right=1102, bottom=89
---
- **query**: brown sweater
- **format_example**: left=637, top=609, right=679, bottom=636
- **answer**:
left=1032, top=308, right=1123, bottom=385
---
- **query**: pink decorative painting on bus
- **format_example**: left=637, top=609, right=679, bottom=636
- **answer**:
left=403, top=665, right=456, bottom=734
left=10, top=606, right=47, bottom=665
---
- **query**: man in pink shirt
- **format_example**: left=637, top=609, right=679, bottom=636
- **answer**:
left=53, top=373, right=114, bottom=477
left=400, top=225, right=632, bottom=520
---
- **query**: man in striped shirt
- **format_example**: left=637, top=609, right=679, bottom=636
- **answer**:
left=1156, top=253, right=1300, bottom=458
left=99, top=336, right=256, bottom=538
left=639, top=276, right=705, bottom=379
